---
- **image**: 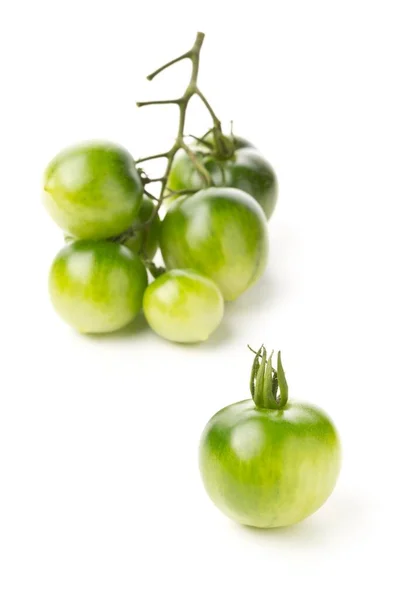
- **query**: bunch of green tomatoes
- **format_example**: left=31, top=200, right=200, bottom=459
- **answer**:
left=44, top=132, right=276, bottom=341
left=43, top=33, right=341, bottom=529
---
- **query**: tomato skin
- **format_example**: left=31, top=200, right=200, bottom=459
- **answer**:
left=143, top=269, right=224, bottom=343
left=43, top=142, right=143, bottom=240
left=229, top=135, right=255, bottom=150
left=167, top=136, right=277, bottom=219
left=124, top=197, right=161, bottom=260
left=160, top=188, right=268, bottom=301
left=199, top=400, right=341, bottom=528
left=49, top=240, right=148, bottom=333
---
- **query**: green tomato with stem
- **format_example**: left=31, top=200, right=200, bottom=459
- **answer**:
left=143, top=269, right=224, bottom=343
left=199, top=346, right=341, bottom=529
left=160, top=187, right=268, bottom=301
left=43, top=141, right=143, bottom=239
left=124, top=196, right=161, bottom=260
left=167, top=133, right=277, bottom=219
left=49, top=240, right=148, bottom=333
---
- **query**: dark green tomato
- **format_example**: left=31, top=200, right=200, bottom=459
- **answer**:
left=201, top=132, right=255, bottom=151
left=124, top=197, right=161, bottom=260
left=43, top=141, right=143, bottom=240
left=49, top=240, right=148, bottom=333
left=160, top=187, right=268, bottom=301
left=167, top=135, right=277, bottom=219
left=200, top=400, right=341, bottom=528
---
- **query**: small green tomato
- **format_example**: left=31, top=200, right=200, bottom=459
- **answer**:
left=143, top=269, right=224, bottom=343
left=49, top=240, right=148, bottom=333
left=123, top=196, right=161, bottom=260
left=199, top=346, right=341, bottom=528
left=43, top=141, right=143, bottom=240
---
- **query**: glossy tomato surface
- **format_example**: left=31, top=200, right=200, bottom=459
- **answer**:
left=160, top=187, right=268, bottom=301
left=43, top=141, right=143, bottom=239
left=167, top=135, right=277, bottom=219
left=49, top=240, right=148, bottom=333
left=143, top=269, right=224, bottom=343
left=199, top=400, right=341, bottom=528
left=124, top=196, right=161, bottom=260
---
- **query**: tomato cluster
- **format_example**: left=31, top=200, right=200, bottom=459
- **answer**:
left=44, top=135, right=273, bottom=340
left=43, top=32, right=341, bottom=531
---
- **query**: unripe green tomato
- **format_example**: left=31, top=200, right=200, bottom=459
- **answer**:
left=143, top=269, right=224, bottom=343
left=49, top=240, right=148, bottom=333
left=43, top=141, right=143, bottom=239
left=200, top=400, right=341, bottom=528
left=167, top=134, right=277, bottom=219
left=124, top=196, right=161, bottom=260
left=160, top=187, right=268, bottom=301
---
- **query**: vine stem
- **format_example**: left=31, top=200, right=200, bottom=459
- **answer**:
left=135, top=31, right=226, bottom=227
left=113, top=32, right=228, bottom=270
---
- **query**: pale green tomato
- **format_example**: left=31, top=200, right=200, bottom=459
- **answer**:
left=43, top=141, right=143, bottom=239
left=143, top=269, right=224, bottom=343
left=160, top=188, right=268, bottom=301
left=49, top=240, right=148, bottom=333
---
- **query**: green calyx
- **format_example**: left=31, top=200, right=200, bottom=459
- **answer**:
left=194, top=128, right=236, bottom=161
left=249, top=345, right=289, bottom=409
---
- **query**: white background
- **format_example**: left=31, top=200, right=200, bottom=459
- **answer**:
left=1, top=1, right=399, bottom=598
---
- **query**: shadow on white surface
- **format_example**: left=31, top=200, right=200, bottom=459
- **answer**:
left=226, top=272, right=284, bottom=314
left=231, top=491, right=367, bottom=548
left=85, top=312, right=151, bottom=341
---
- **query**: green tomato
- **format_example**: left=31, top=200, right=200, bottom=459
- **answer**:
left=167, top=134, right=277, bottom=219
left=160, top=188, right=268, bottom=301
left=143, top=269, right=224, bottom=343
left=199, top=348, right=341, bottom=529
left=123, top=196, right=161, bottom=260
left=49, top=240, right=148, bottom=333
left=227, top=134, right=255, bottom=150
left=43, top=141, right=143, bottom=240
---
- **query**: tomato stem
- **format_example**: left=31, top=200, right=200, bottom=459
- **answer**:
left=134, top=32, right=228, bottom=222
left=142, top=260, right=166, bottom=279
left=112, top=32, right=228, bottom=264
left=249, top=345, right=289, bottom=409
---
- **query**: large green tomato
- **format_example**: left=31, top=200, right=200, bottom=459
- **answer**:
left=167, top=134, right=278, bottom=219
left=199, top=347, right=341, bottom=528
left=160, top=188, right=268, bottom=301
left=124, top=196, right=161, bottom=260
left=49, top=240, right=148, bottom=333
left=43, top=142, right=143, bottom=239
left=143, top=269, right=224, bottom=343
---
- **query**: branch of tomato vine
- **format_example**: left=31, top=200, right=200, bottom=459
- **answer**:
left=113, top=32, right=230, bottom=254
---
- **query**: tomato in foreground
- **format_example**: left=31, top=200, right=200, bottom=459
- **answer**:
left=49, top=240, right=148, bottom=333
left=160, top=187, right=268, bottom=301
left=167, top=133, right=278, bottom=219
left=143, top=269, right=224, bottom=343
left=43, top=141, right=143, bottom=240
left=199, top=347, right=341, bottom=528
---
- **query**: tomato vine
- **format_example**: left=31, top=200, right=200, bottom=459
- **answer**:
left=115, top=31, right=233, bottom=248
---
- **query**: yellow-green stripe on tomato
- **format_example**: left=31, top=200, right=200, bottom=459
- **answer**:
left=143, top=269, right=224, bottom=343
left=43, top=141, right=143, bottom=240
left=160, top=187, right=268, bottom=302
left=199, top=347, right=341, bottom=528
left=49, top=240, right=148, bottom=333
